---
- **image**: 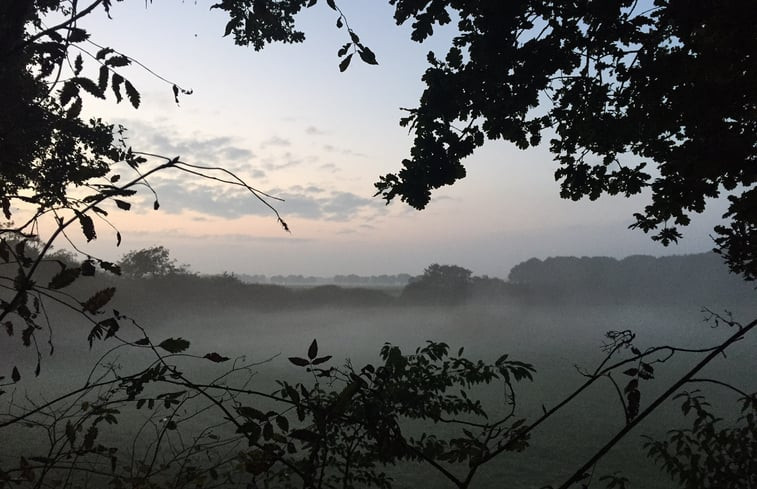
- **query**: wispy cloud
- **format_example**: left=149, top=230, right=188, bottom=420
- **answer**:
left=260, top=136, right=291, bottom=148
left=262, top=152, right=302, bottom=171
left=149, top=181, right=379, bottom=222
left=119, top=119, right=256, bottom=165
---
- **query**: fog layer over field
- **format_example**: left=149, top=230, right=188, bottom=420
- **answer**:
left=1, top=253, right=755, bottom=488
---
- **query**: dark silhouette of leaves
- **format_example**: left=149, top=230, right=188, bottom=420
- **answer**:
left=48, top=267, right=81, bottom=289
left=158, top=337, right=190, bottom=354
left=358, top=46, right=377, bottom=65
left=288, top=357, right=309, bottom=367
left=81, top=287, right=116, bottom=314
left=87, top=317, right=119, bottom=347
left=77, top=212, right=96, bottom=242
left=307, top=339, right=318, bottom=360
left=338, top=53, right=352, bottom=72
left=124, top=79, right=140, bottom=108
left=203, top=352, right=230, bottom=363
left=114, top=199, right=131, bottom=210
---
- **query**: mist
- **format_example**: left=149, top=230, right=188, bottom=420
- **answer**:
left=2, top=250, right=755, bottom=488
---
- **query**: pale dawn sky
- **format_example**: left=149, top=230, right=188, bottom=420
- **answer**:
left=58, top=0, right=728, bottom=277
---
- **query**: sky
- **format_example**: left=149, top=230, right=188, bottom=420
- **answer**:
left=58, top=0, right=729, bottom=277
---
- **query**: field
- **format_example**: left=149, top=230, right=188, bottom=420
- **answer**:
left=2, top=298, right=754, bottom=488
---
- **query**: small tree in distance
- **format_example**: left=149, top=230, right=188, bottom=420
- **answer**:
left=118, top=245, right=187, bottom=279
left=402, top=264, right=473, bottom=305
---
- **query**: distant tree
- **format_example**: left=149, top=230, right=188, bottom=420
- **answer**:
left=402, top=264, right=473, bottom=305
left=118, top=246, right=186, bottom=279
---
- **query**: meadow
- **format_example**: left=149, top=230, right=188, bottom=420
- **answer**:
left=3, top=294, right=754, bottom=488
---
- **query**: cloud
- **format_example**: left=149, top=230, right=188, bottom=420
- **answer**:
left=125, top=229, right=313, bottom=243
left=305, top=125, right=327, bottom=135
left=321, top=143, right=366, bottom=158
left=151, top=180, right=378, bottom=222
left=260, top=136, right=291, bottom=148
left=115, top=119, right=256, bottom=170
left=262, top=152, right=303, bottom=171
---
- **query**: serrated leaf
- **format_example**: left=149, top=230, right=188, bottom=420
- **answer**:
left=307, top=339, right=318, bottom=360
left=48, top=267, right=81, bottom=289
left=326, top=0, right=336, bottom=10
left=81, top=287, right=115, bottom=314
left=58, top=79, right=79, bottom=107
left=116, top=231, right=121, bottom=247
left=96, top=47, right=114, bottom=59
left=77, top=212, right=97, bottom=242
left=349, top=31, right=360, bottom=43
left=158, top=337, right=190, bottom=354
left=98, top=65, right=109, bottom=91
left=105, top=54, right=130, bottom=67
left=67, top=27, right=89, bottom=43
left=154, top=200, right=160, bottom=210
left=204, top=352, right=230, bottom=363
left=172, top=84, right=179, bottom=104
left=275, top=415, right=289, bottom=432
left=336, top=17, right=343, bottom=28
left=134, top=338, right=150, bottom=346
left=339, top=53, right=353, bottom=72
left=288, top=356, right=309, bottom=367
left=11, top=366, right=20, bottom=383
left=87, top=317, right=119, bottom=348
left=73, top=54, right=83, bottom=75
left=111, top=73, right=124, bottom=103
left=74, top=77, right=104, bottom=99
left=124, top=80, right=140, bottom=108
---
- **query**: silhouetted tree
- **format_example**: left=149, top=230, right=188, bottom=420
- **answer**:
left=118, top=246, right=186, bottom=279
left=402, top=264, right=473, bottom=305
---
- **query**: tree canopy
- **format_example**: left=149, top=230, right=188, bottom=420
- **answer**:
left=3, top=1, right=755, bottom=279
left=216, top=0, right=757, bottom=280
left=118, top=245, right=186, bottom=278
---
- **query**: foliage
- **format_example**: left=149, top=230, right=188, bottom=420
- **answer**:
left=1, top=1, right=756, bottom=489
left=222, top=0, right=757, bottom=280
left=118, top=246, right=187, bottom=279
left=644, top=390, right=757, bottom=488
left=402, top=264, right=473, bottom=305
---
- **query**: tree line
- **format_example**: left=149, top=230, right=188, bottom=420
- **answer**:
left=44, top=245, right=754, bottom=312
